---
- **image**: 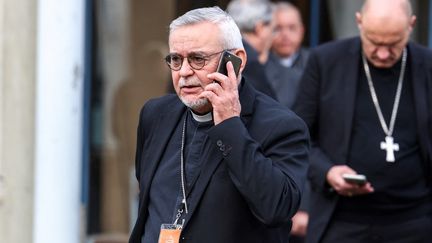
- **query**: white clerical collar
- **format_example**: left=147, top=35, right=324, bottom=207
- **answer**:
left=191, top=110, right=213, bottom=123
left=279, top=52, right=299, bottom=67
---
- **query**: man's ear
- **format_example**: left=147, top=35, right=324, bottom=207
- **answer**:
left=355, top=12, right=362, bottom=30
left=234, top=49, right=247, bottom=74
left=299, top=25, right=305, bottom=40
left=254, top=21, right=265, bottom=36
left=409, top=15, right=417, bottom=32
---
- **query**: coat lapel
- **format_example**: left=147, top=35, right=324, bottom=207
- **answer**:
left=181, top=142, right=223, bottom=227
left=340, top=39, right=361, bottom=159
left=408, top=43, right=432, bottom=165
left=138, top=99, right=187, bottom=222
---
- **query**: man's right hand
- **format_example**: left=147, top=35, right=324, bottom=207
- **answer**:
left=326, top=165, right=374, bottom=197
left=291, top=211, right=309, bottom=236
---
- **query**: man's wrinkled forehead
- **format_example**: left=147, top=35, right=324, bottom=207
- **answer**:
left=169, top=23, right=222, bottom=52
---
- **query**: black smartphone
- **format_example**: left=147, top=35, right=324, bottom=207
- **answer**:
left=216, top=51, right=242, bottom=77
left=342, top=173, right=367, bottom=186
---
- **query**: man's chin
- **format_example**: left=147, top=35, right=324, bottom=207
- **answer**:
left=371, top=61, right=395, bottom=68
left=369, top=57, right=398, bottom=68
left=180, top=97, right=210, bottom=110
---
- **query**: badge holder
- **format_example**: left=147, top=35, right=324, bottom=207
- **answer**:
left=158, top=223, right=182, bottom=243
left=158, top=207, right=185, bottom=243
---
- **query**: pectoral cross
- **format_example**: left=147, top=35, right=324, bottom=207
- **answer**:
left=380, top=136, right=399, bottom=162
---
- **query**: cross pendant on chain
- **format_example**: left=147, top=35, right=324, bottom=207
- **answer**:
left=380, top=136, right=399, bottom=162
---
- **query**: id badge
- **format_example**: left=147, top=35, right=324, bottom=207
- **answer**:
left=158, top=223, right=182, bottom=243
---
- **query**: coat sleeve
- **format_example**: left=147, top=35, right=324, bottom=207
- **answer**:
left=207, top=112, right=310, bottom=226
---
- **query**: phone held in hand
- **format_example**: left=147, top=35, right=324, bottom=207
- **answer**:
left=216, top=50, right=242, bottom=77
left=342, top=173, right=367, bottom=186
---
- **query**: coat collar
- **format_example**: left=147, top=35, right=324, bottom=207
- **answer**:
left=238, top=77, right=256, bottom=120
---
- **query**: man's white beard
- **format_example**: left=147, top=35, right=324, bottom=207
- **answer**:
left=180, top=96, right=210, bottom=110
left=178, top=77, right=210, bottom=110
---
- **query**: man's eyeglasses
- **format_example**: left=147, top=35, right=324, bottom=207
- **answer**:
left=164, top=50, right=229, bottom=71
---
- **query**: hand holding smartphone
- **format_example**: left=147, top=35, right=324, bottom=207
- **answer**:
left=216, top=51, right=242, bottom=78
left=207, top=51, right=243, bottom=125
left=342, top=173, right=367, bottom=186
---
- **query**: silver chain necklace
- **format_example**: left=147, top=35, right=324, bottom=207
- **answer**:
left=173, top=114, right=188, bottom=227
left=361, top=48, right=407, bottom=162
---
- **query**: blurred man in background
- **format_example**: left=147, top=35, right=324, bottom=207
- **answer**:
left=265, top=3, right=310, bottom=243
left=266, top=2, right=309, bottom=108
left=227, top=0, right=277, bottom=99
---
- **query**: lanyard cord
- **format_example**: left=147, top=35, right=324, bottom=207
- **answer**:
left=180, top=113, right=188, bottom=214
left=174, top=113, right=188, bottom=226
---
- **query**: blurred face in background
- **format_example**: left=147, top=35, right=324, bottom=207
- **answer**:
left=259, top=20, right=276, bottom=54
left=272, top=6, right=304, bottom=58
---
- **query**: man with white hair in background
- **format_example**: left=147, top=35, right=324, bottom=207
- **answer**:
left=226, top=0, right=277, bottom=99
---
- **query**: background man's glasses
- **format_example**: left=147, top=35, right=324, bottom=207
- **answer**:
left=165, top=50, right=229, bottom=71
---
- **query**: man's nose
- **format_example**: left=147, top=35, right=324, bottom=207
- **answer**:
left=376, top=46, right=391, bottom=60
left=179, top=58, right=194, bottom=76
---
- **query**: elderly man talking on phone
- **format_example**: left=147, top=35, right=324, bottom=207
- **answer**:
left=128, top=6, right=310, bottom=243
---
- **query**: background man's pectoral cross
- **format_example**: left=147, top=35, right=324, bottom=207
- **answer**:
left=380, top=136, right=399, bottom=162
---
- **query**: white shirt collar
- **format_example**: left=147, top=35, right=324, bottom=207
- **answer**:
left=279, top=52, right=299, bottom=68
left=191, top=111, right=213, bottom=123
